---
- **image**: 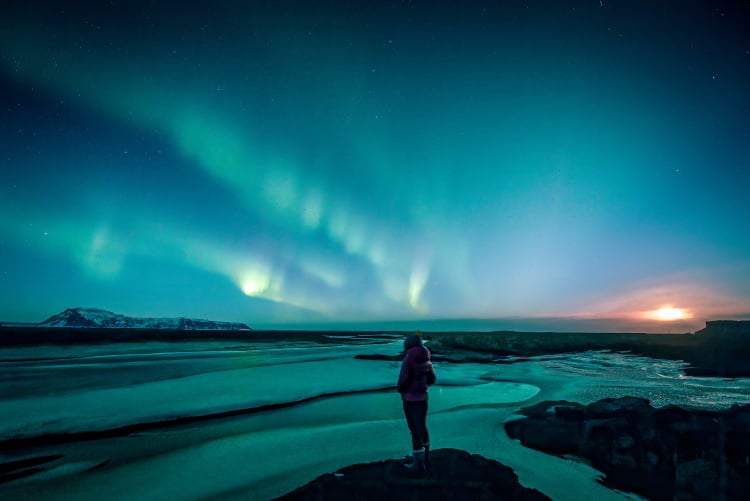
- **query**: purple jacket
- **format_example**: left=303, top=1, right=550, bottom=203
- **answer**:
left=397, top=345, right=436, bottom=401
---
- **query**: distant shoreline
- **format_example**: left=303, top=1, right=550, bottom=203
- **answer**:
left=2, top=322, right=748, bottom=378
left=0, top=326, right=403, bottom=346
left=0, top=324, right=679, bottom=346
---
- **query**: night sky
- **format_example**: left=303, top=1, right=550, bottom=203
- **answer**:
left=1, top=1, right=749, bottom=331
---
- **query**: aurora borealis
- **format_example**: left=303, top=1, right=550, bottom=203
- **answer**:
left=1, top=1, right=749, bottom=330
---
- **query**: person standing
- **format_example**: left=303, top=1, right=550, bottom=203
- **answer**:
left=397, top=330, right=436, bottom=475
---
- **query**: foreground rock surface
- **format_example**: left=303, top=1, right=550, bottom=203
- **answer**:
left=505, top=396, right=750, bottom=500
left=276, top=448, right=550, bottom=500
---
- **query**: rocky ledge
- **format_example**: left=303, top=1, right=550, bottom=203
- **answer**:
left=505, top=396, right=750, bottom=500
left=275, top=448, right=549, bottom=500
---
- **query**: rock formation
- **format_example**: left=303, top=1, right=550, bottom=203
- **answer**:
left=505, top=397, right=750, bottom=500
left=276, top=448, right=550, bottom=500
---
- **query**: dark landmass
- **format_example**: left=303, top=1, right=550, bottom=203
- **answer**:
left=505, top=396, right=750, bottom=501
left=426, top=320, right=750, bottom=377
left=275, top=448, right=549, bottom=501
left=2, top=320, right=749, bottom=376
left=0, top=326, right=396, bottom=347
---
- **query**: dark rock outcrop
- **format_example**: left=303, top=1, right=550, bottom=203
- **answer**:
left=276, top=448, right=550, bottom=500
left=689, top=321, right=750, bottom=377
left=505, top=397, right=750, bottom=500
left=698, top=321, right=750, bottom=337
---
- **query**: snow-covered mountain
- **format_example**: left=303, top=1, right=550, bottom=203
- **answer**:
left=40, top=308, right=251, bottom=330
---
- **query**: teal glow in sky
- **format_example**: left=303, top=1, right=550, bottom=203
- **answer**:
left=1, top=1, right=749, bottom=330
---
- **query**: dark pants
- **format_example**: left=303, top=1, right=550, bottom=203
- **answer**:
left=403, top=400, right=430, bottom=450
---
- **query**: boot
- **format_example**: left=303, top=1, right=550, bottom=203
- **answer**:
left=424, top=442, right=430, bottom=472
left=403, top=448, right=426, bottom=476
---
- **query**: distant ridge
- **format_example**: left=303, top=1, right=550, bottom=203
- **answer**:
left=40, top=307, right=251, bottom=331
left=696, top=320, right=750, bottom=336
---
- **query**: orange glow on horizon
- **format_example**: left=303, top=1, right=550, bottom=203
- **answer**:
left=645, top=306, right=693, bottom=321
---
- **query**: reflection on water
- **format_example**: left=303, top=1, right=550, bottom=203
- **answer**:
left=535, top=351, right=750, bottom=409
left=0, top=340, right=748, bottom=501
left=1, top=341, right=747, bottom=442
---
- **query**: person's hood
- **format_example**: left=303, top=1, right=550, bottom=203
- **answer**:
left=405, top=345, right=431, bottom=364
left=403, top=334, right=423, bottom=351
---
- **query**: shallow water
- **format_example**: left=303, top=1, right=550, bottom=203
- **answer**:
left=0, top=338, right=747, bottom=500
